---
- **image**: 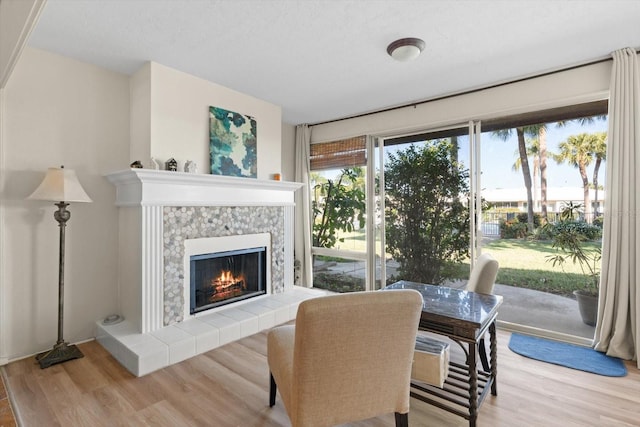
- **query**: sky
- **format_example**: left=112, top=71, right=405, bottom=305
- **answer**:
left=475, top=119, right=608, bottom=190
left=319, top=117, right=609, bottom=192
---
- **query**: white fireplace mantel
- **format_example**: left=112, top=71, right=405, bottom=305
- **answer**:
left=99, top=169, right=321, bottom=377
left=105, top=168, right=302, bottom=335
left=105, top=169, right=302, bottom=207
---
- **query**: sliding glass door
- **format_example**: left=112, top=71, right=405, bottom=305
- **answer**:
left=478, top=102, right=608, bottom=341
left=374, top=124, right=475, bottom=287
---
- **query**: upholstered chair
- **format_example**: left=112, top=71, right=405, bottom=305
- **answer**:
left=267, top=290, right=423, bottom=427
left=466, top=253, right=499, bottom=295
left=465, top=252, right=500, bottom=371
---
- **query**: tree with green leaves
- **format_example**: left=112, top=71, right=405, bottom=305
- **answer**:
left=556, top=115, right=607, bottom=217
left=384, top=141, right=470, bottom=284
left=539, top=115, right=605, bottom=219
left=311, top=168, right=366, bottom=248
left=497, top=117, right=605, bottom=227
left=554, top=132, right=607, bottom=222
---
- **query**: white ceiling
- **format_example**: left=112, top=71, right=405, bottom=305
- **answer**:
left=27, top=0, right=640, bottom=125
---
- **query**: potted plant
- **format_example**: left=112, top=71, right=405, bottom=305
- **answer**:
left=545, top=204, right=601, bottom=326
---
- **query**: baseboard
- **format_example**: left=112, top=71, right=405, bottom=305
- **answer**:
left=497, top=320, right=594, bottom=347
left=2, top=337, right=96, bottom=366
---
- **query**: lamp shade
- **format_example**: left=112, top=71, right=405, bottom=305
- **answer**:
left=28, top=166, right=92, bottom=203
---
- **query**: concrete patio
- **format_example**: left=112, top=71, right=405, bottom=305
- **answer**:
left=492, top=284, right=595, bottom=340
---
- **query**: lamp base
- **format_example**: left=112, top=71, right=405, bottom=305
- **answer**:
left=35, top=341, right=84, bottom=369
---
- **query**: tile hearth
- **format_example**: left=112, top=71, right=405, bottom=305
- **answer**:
left=96, top=286, right=328, bottom=376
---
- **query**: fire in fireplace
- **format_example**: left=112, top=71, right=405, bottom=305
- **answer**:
left=190, top=246, right=267, bottom=314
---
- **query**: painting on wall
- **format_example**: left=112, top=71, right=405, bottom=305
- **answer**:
left=209, top=106, right=257, bottom=178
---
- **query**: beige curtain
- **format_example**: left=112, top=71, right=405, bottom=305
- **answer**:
left=294, top=124, right=313, bottom=287
left=594, top=47, right=640, bottom=367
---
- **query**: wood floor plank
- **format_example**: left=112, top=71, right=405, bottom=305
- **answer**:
left=62, top=355, right=111, bottom=394
left=3, top=372, right=60, bottom=426
left=3, top=329, right=639, bottom=426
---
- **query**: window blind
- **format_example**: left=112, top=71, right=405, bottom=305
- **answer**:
left=310, top=136, right=366, bottom=171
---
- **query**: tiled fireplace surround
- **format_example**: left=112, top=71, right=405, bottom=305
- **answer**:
left=97, top=170, right=325, bottom=376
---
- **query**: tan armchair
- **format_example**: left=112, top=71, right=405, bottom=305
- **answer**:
left=466, top=252, right=499, bottom=371
left=466, top=253, right=499, bottom=295
left=267, top=290, right=423, bottom=427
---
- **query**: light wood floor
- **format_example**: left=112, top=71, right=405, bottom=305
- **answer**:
left=2, top=329, right=639, bottom=427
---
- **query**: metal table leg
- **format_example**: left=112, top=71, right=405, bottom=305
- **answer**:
left=490, top=321, right=498, bottom=396
left=468, top=342, right=478, bottom=427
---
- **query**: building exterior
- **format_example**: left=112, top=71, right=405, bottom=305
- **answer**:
left=483, top=187, right=605, bottom=215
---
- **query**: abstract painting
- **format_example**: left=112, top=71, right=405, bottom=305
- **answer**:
left=209, top=106, right=257, bottom=178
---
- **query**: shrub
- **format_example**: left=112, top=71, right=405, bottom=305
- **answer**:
left=313, top=273, right=364, bottom=293
left=312, top=168, right=365, bottom=248
left=517, top=212, right=543, bottom=228
left=500, top=218, right=528, bottom=239
left=546, top=225, right=601, bottom=295
left=592, top=216, right=604, bottom=228
left=385, top=142, right=470, bottom=284
left=531, top=224, right=555, bottom=240
left=544, top=220, right=602, bottom=241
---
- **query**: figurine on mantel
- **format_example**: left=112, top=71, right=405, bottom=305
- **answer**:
left=184, top=160, right=198, bottom=173
left=165, top=158, right=178, bottom=171
left=149, top=157, right=160, bottom=170
left=130, top=160, right=143, bottom=168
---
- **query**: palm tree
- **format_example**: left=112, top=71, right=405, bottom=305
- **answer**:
left=554, top=132, right=605, bottom=222
left=493, top=127, right=535, bottom=232
left=555, top=115, right=607, bottom=218
left=537, top=116, right=606, bottom=220
left=590, top=132, right=607, bottom=217
left=513, top=136, right=540, bottom=209
left=509, top=125, right=552, bottom=220
left=523, top=124, right=549, bottom=219
left=538, top=126, right=549, bottom=219
left=449, top=136, right=459, bottom=162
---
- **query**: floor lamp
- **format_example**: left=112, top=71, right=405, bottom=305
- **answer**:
left=28, top=166, right=92, bottom=369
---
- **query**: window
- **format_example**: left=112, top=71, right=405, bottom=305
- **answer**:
left=310, top=136, right=368, bottom=292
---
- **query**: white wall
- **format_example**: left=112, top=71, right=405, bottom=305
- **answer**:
left=1, top=48, right=288, bottom=361
left=310, top=61, right=612, bottom=143
left=129, top=62, right=151, bottom=163
left=281, top=122, right=295, bottom=181
left=1, top=47, right=130, bottom=360
left=130, top=62, right=282, bottom=179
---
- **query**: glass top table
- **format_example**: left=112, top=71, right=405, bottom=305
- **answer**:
left=386, top=280, right=502, bottom=341
left=385, top=281, right=503, bottom=427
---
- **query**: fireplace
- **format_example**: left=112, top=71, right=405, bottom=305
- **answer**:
left=101, top=170, right=308, bottom=376
left=182, top=233, right=272, bottom=321
left=190, top=246, right=267, bottom=314
left=105, top=169, right=298, bottom=333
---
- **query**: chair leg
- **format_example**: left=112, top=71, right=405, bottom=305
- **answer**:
left=479, top=337, right=490, bottom=372
left=394, top=412, right=408, bottom=427
left=269, top=372, right=277, bottom=407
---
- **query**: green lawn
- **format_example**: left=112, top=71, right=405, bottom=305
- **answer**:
left=451, top=239, right=601, bottom=296
left=324, top=231, right=600, bottom=297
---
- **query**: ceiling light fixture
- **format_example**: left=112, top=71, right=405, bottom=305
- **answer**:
left=387, top=37, right=425, bottom=62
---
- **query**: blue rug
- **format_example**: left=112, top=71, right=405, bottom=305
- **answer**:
left=508, top=333, right=627, bottom=377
